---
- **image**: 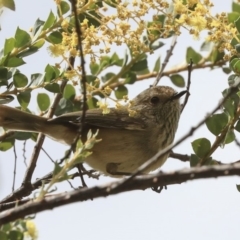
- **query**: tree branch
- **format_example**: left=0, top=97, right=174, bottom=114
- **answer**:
left=1, top=162, right=240, bottom=225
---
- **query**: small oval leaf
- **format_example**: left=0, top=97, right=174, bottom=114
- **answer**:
left=13, top=73, right=28, bottom=88
left=205, top=113, right=228, bottom=136
left=63, top=84, right=76, bottom=100
left=191, top=138, right=211, bottom=158
left=170, top=74, right=185, bottom=87
left=17, top=92, right=31, bottom=109
left=115, top=85, right=128, bottom=99
left=37, top=93, right=50, bottom=111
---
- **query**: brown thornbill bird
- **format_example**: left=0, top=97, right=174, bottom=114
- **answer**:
left=0, top=86, right=186, bottom=177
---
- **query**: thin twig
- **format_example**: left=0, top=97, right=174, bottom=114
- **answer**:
left=169, top=151, right=190, bottom=162
left=181, top=59, right=193, bottom=113
left=152, top=35, right=178, bottom=86
left=41, top=148, right=55, bottom=164
left=109, top=60, right=226, bottom=90
left=22, top=140, right=27, bottom=167
left=12, top=144, right=17, bottom=192
left=70, top=0, right=88, bottom=187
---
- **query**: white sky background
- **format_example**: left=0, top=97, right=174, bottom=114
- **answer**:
left=0, top=1, right=240, bottom=240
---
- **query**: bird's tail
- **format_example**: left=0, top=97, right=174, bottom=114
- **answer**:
left=0, top=104, right=77, bottom=145
left=0, top=104, right=48, bottom=133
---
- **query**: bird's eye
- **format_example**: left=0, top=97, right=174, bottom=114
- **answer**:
left=150, top=96, right=160, bottom=105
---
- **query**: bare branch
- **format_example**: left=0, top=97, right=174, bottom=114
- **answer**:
left=153, top=35, right=178, bottom=86
left=12, top=144, right=17, bottom=192
left=181, top=59, right=193, bottom=113
left=1, top=162, right=240, bottom=225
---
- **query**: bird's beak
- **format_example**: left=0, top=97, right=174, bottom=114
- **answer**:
left=172, top=90, right=188, bottom=100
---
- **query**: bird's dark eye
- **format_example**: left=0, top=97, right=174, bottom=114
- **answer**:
left=150, top=96, right=160, bottom=105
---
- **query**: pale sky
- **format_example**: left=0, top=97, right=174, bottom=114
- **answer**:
left=0, top=1, right=240, bottom=240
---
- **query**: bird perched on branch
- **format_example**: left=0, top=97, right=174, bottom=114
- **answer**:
left=0, top=86, right=186, bottom=177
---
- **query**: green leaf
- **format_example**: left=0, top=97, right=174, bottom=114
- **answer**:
left=32, top=38, right=45, bottom=48
left=47, top=31, right=63, bottom=44
left=43, top=11, right=56, bottom=30
left=228, top=74, right=240, bottom=86
left=153, top=56, right=161, bottom=72
left=86, top=75, right=97, bottom=83
left=16, top=47, right=39, bottom=58
left=205, top=113, right=228, bottom=136
left=233, top=1, right=240, bottom=12
left=150, top=41, right=164, bottom=50
left=235, top=44, right=240, bottom=53
left=5, top=57, right=25, bottom=67
left=231, top=59, right=240, bottom=74
left=200, top=41, right=213, bottom=51
left=190, top=154, right=200, bottom=167
left=224, top=130, right=235, bottom=144
left=2, top=0, right=15, bottom=10
left=130, top=59, right=148, bottom=72
left=4, top=38, right=15, bottom=55
left=235, top=120, right=240, bottom=132
left=78, top=11, right=101, bottom=28
left=13, top=73, right=28, bottom=87
left=63, top=84, right=76, bottom=100
left=14, top=27, right=31, bottom=48
left=236, top=184, right=240, bottom=192
left=87, top=97, right=98, bottom=109
left=222, top=67, right=232, bottom=74
left=0, top=95, right=14, bottom=104
left=32, top=18, right=45, bottom=36
left=115, top=85, right=128, bottom=99
left=44, top=64, right=60, bottom=82
left=228, top=12, right=240, bottom=23
left=37, top=93, right=50, bottom=111
left=0, top=231, right=8, bottom=240
left=223, top=98, right=237, bottom=117
left=235, top=16, right=240, bottom=33
left=17, top=92, right=31, bottom=109
left=8, top=230, right=23, bottom=240
left=55, top=98, right=73, bottom=116
left=14, top=132, right=32, bottom=140
left=90, top=62, right=99, bottom=75
left=101, top=72, right=116, bottom=83
left=124, top=72, right=136, bottom=84
left=0, top=67, right=8, bottom=81
left=186, top=47, right=202, bottom=64
left=53, top=162, right=63, bottom=175
left=191, top=138, right=211, bottom=158
left=28, top=73, right=43, bottom=87
left=0, top=139, right=14, bottom=151
left=44, top=83, right=61, bottom=93
left=99, top=56, right=111, bottom=71
left=170, top=74, right=185, bottom=87
left=58, top=1, right=70, bottom=15
left=110, top=52, right=123, bottom=66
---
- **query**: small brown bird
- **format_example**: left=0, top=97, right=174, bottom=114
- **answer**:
left=0, top=86, right=186, bottom=176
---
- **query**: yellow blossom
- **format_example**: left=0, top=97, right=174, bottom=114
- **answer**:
left=64, top=70, right=77, bottom=80
left=47, top=44, right=65, bottom=57
left=189, top=15, right=207, bottom=31
left=97, top=101, right=110, bottom=114
left=104, top=86, right=112, bottom=95
left=61, top=19, right=69, bottom=29
left=25, top=220, right=38, bottom=239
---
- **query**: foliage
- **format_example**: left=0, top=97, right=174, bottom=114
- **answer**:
left=1, top=0, right=240, bottom=234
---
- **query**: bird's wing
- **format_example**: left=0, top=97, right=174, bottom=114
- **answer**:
left=48, top=108, right=146, bottom=131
